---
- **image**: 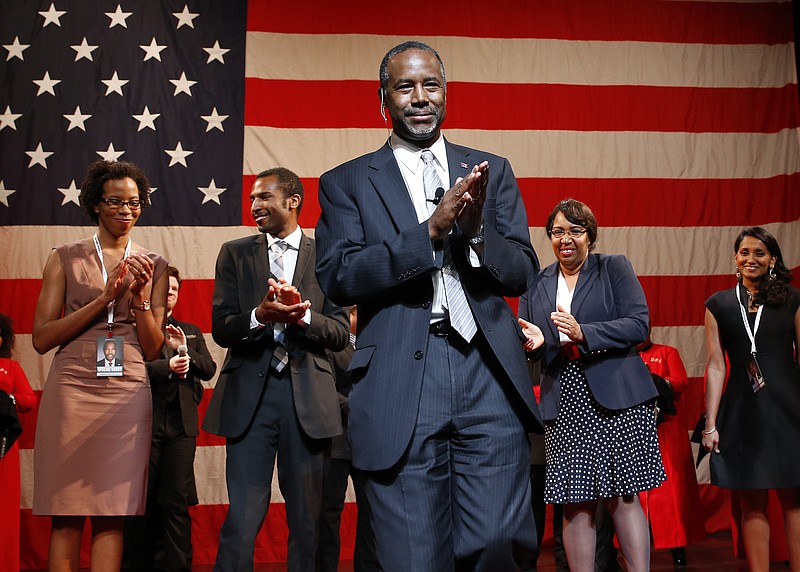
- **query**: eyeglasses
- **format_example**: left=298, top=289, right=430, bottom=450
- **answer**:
left=549, top=227, right=587, bottom=239
left=101, top=197, right=142, bottom=210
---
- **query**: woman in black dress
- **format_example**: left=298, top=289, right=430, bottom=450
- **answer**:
left=518, top=199, right=664, bottom=572
left=702, top=227, right=800, bottom=572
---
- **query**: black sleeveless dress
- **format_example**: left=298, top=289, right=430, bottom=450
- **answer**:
left=705, top=286, right=800, bottom=489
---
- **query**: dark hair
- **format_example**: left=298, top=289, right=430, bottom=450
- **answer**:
left=545, top=198, right=598, bottom=251
left=255, top=167, right=304, bottom=215
left=379, top=41, right=446, bottom=93
left=0, top=313, right=15, bottom=359
left=167, top=265, right=182, bottom=290
left=735, top=226, right=792, bottom=306
left=79, top=160, right=151, bottom=224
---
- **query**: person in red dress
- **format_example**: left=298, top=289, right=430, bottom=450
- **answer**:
left=637, top=334, right=706, bottom=566
left=0, top=313, right=37, bottom=572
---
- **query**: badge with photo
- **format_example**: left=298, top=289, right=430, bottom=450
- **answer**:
left=96, top=336, right=124, bottom=377
left=745, top=353, right=765, bottom=394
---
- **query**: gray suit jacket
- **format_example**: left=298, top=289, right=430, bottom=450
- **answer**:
left=202, top=231, right=348, bottom=440
left=315, top=139, right=543, bottom=471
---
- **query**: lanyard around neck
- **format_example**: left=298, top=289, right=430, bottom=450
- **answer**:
left=93, top=234, right=132, bottom=331
left=735, top=284, right=763, bottom=354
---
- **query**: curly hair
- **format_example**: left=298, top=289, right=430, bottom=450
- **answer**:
left=545, top=198, right=598, bottom=252
left=79, top=160, right=151, bottom=224
left=735, top=227, right=792, bottom=306
left=0, top=313, right=15, bottom=359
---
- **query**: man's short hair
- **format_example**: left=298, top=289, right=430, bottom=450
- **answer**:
left=168, top=265, right=183, bottom=289
left=379, top=41, right=446, bottom=93
left=256, top=167, right=304, bottom=215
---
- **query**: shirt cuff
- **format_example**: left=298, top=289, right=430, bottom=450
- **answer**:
left=250, top=308, right=266, bottom=329
left=465, top=244, right=481, bottom=267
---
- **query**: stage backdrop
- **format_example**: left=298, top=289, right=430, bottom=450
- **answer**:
left=1, top=0, right=799, bottom=568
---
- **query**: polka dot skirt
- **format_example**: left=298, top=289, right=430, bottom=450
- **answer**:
left=544, top=359, right=666, bottom=504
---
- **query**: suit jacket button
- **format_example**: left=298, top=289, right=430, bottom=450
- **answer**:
left=258, top=371, right=265, bottom=378
left=422, top=301, right=430, bottom=309
left=414, top=351, right=423, bottom=360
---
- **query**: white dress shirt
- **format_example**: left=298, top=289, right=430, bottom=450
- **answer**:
left=391, top=134, right=450, bottom=321
left=250, top=226, right=311, bottom=328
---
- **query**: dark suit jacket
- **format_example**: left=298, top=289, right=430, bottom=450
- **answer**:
left=518, top=253, right=657, bottom=421
left=147, top=318, right=217, bottom=437
left=315, top=139, right=544, bottom=472
left=97, top=359, right=122, bottom=367
left=330, top=342, right=354, bottom=460
left=202, top=231, right=348, bottom=440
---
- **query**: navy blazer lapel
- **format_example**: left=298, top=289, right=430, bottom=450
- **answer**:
left=445, top=139, right=471, bottom=186
left=251, top=233, right=270, bottom=300
left=368, top=143, right=419, bottom=231
left=538, top=264, right=559, bottom=339
left=570, top=254, right=599, bottom=317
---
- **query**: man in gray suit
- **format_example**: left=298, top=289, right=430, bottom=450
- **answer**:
left=315, top=42, right=543, bottom=571
left=203, top=167, right=349, bottom=572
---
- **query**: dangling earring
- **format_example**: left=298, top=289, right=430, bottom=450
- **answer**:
left=736, top=268, right=741, bottom=281
left=769, top=266, right=776, bottom=281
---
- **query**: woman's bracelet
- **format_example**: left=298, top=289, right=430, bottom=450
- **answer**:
left=702, top=426, right=718, bottom=436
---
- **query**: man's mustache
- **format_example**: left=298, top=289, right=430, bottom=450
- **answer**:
left=404, top=107, right=438, bottom=117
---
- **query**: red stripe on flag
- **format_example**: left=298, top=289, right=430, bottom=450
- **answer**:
left=240, top=175, right=322, bottom=230
left=239, top=174, right=800, bottom=230
left=641, top=271, right=800, bottom=328
left=640, top=275, right=732, bottom=328
left=245, top=80, right=800, bottom=134
left=0, top=279, right=41, bottom=335
left=172, top=279, right=216, bottom=333
left=17, top=391, right=40, bottom=449
left=518, top=175, right=800, bottom=227
left=246, top=0, right=792, bottom=44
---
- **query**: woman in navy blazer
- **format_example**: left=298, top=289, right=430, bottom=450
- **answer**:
left=518, top=199, right=664, bottom=572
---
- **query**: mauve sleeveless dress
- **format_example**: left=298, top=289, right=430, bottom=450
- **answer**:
left=33, top=238, right=167, bottom=515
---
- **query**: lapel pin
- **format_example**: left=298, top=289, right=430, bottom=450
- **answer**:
left=460, top=162, right=468, bottom=168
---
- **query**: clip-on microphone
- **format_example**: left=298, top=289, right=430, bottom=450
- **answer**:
left=426, top=187, right=445, bottom=206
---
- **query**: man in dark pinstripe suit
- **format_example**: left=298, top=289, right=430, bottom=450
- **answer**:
left=315, top=41, right=543, bottom=572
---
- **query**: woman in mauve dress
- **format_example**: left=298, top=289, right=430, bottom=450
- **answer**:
left=32, top=160, right=169, bottom=572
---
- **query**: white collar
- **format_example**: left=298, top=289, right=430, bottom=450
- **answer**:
left=267, top=225, right=302, bottom=250
left=390, top=133, right=448, bottom=175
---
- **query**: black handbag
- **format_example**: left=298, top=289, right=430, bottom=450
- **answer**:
left=690, top=414, right=709, bottom=467
left=650, top=373, right=676, bottom=424
left=0, top=389, right=22, bottom=459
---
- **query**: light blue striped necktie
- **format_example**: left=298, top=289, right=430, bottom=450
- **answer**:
left=269, top=240, right=290, bottom=372
left=421, top=149, right=477, bottom=342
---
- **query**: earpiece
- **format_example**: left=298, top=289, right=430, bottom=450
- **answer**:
left=378, top=87, right=387, bottom=122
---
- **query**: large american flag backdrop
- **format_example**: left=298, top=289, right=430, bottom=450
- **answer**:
left=1, top=0, right=799, bottom=567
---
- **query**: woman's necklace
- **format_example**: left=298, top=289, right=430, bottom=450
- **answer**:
left=745, top=287, right=758, bottom=311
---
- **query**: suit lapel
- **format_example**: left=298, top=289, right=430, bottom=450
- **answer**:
left=537, top=264, right=559, bottom=339
left=570, top=253, right=599, bottom=316
left=368, top=143, right=419, bottom=231
left=445, top=139, right=471, bottom=186
left=293, top=231, right=312, bottom=286
left=251, top=233, right=270, bottom=301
